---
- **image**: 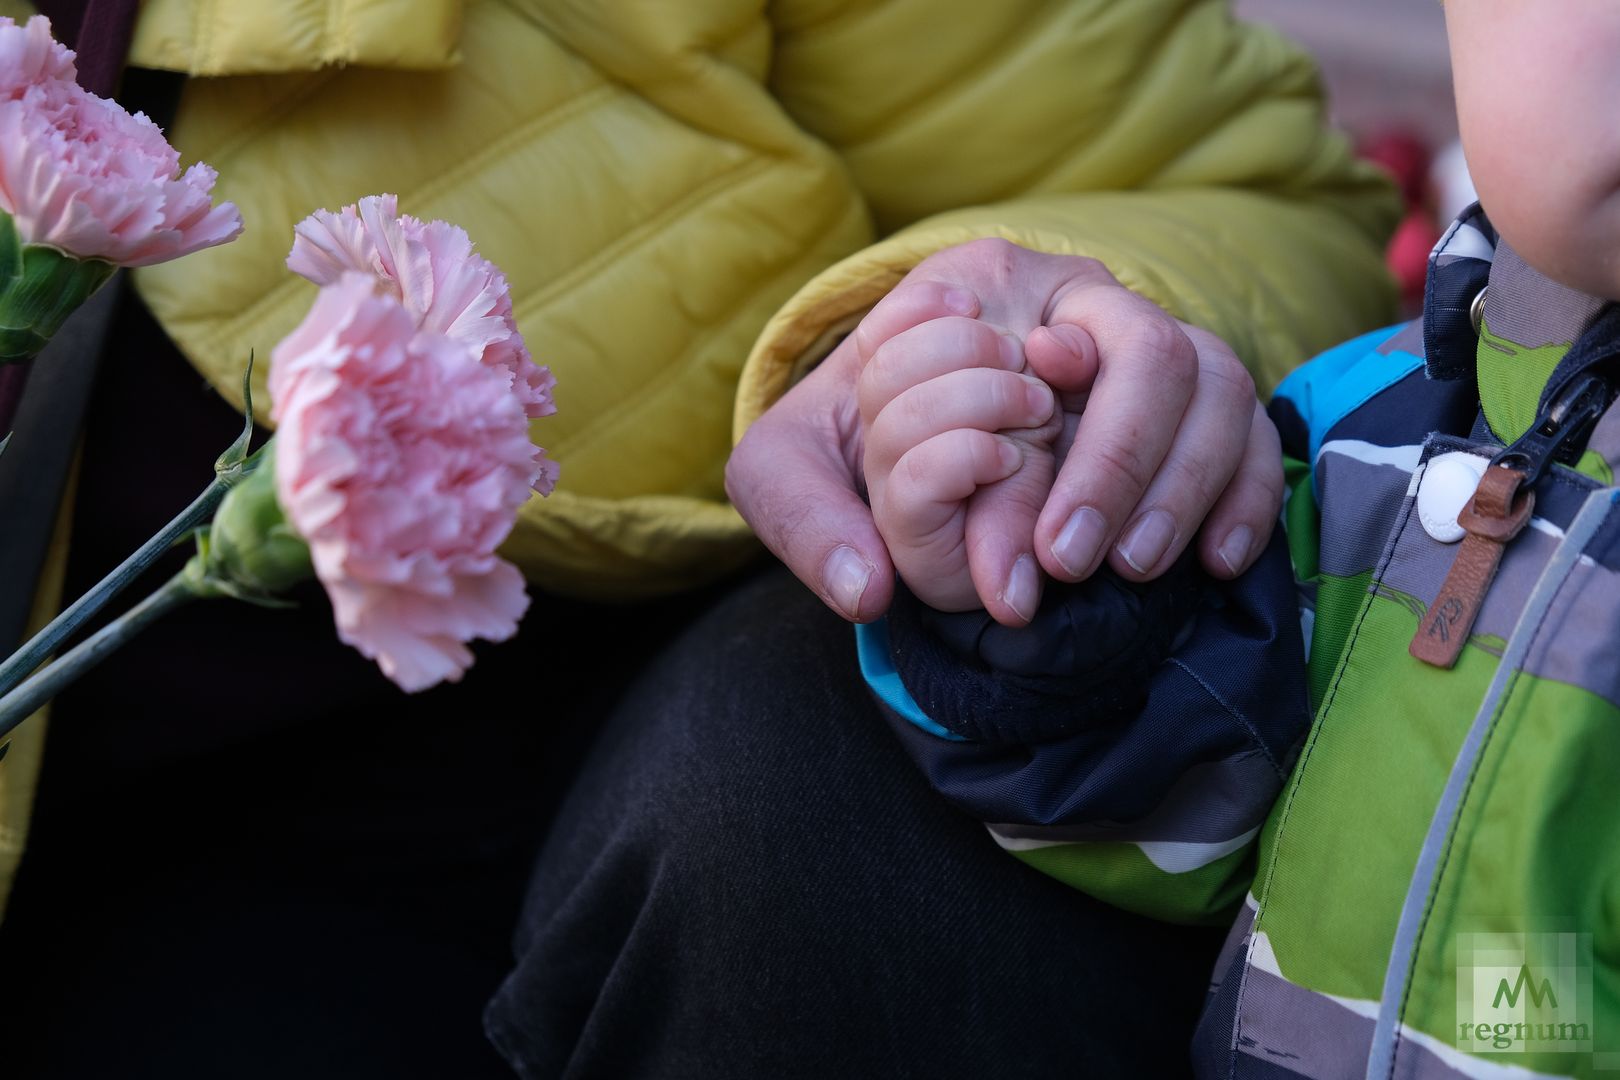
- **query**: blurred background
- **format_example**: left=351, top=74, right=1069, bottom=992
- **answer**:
left=1235, top=0, right=1454, bottom=145
left=1235, top=0, right=1469, bottom=313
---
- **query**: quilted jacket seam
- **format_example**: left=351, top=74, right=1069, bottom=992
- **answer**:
left=539, top=160, right=834, bottom=463
left=995, top=2, right=1207, bottom=196
left=204, top=72, right=344, bottom=169
left=834, top=4, right=1067, bottom=151
left=548, top=251, right=819, bottom=467
left=198, top=82, right=621, bottom=343
left=511, top=157, right=773, bottom=323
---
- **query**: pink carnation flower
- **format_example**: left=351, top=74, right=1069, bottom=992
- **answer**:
left=287, top=194, right=558, bottom=494
left=0, top=13, right=74, bottom=93
left=270, top=273, right=546, bottom=692
left=0, top=16, right=242, bottom=266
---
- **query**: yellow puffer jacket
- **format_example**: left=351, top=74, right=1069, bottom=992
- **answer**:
left=0, top=0, right=1398, bottom=921
left=129, top=0, right=1398, bottom=600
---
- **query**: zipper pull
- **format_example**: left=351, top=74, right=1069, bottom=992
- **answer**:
left=1490, top=372, right=1611, bottom=487
left=1409, top=372, right=1611, bottom=669
left=1410, top=466, right=1533, bottom=667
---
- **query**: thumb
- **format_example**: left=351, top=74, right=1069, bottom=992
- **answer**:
left=726, top=358, right=896, bottom=622
left=1024, top=322, right=1100, bottom=397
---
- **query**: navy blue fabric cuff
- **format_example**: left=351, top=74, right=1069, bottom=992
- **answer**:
left=884, top=556, right=1202, bottom=744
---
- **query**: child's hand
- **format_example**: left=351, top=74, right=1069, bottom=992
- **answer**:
left=859, top=316, right=1071, bottom=623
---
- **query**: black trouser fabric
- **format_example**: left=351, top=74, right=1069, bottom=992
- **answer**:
left=485, top=567, right=1226, bottom=1080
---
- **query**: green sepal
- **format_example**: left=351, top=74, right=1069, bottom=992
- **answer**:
left=192, top=441, right=313, bottom=602
left=0, top=210, right=20, bottom=286
left=0, top=212, right=117, bottom=364
left=215, top=350, right=258, bottom=479
left=185, top=532, right=299, bottom=609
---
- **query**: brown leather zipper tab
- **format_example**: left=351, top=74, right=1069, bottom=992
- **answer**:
left=1410, top=466, right=1534, bottom=668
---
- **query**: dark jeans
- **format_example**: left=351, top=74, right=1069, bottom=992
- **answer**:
left=485, top=568, right=1225, bottom=1079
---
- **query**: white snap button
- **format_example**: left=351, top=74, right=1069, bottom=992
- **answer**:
left=1417, top=451, right=1489, bottom=543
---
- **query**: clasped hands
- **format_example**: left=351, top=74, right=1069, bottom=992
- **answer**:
left=727, top=238, right=1285, bottom=627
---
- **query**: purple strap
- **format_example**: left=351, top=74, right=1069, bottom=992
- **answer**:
left=0, top=0, right=141, bottom=433
left=0, top=0, right=141, bottom=646
left=37, top=0, right=143, bottom=96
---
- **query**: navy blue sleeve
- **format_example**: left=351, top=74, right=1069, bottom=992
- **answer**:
left=856, top=531, right=1311, bottom=922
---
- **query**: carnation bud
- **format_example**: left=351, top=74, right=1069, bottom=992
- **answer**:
left=194, top=443, right=313, bottom=599
left=0, top=211, right=116, bottom=363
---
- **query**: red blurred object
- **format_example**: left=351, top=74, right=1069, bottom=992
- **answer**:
left=1387, top=211, right=1443, bottom=304
left=1360, top=130, right=1441, bottom=310
left=1361, top=131, right=1431, bottom=205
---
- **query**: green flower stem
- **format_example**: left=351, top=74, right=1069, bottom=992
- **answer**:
left=0, top=573, right=197, bottom=739
left=0, top=474, right=230, bottom=698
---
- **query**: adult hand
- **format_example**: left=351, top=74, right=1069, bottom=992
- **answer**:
left=725, top=238, right=1285, bottom=623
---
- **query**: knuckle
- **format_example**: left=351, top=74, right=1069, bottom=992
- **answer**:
left=1086, top=437, right=1154, bottom=494
left=957, top=313, right=999, bottom=350
left=851, top=321, right=880, bottom=365
left=1133, top=314, right=1179, bottom=355
left=958, top=235, right=1020, bottom=263
left=884, top=472, right=932, bottom=530
left=905, top=384, right=944, bottom=433
left=1229, top=456, right=1285, bottom=517
left=725, top=432, right=783, bottom=529
left=1162, top=450, right=1221, bottom=506
left=1108, top=310, right=1190, bottom=378
left=1149, top=321, right=1198, bottom=374
left=1200, top=350, right=1256, bottom=403
left=724, top=428, right=763, bottom=502
left=769, top=497, right=822, bottom=556
left=1260, top=480, right=1286, bottom=520
left=855, top=356, right=887, bottom=418
left=929, top=315, right=987, bottom=363
left=954, top=237, right=1022, bottom=289
left=899, top=442, right=937, bottom=490
left=984, top=371, right=1019, bottom=417
left=1047, top=259, right=1117, bottom=311
left=1073, top=255, right=1116, bottom=284
left=1255, top=454, right=1288, bottom=506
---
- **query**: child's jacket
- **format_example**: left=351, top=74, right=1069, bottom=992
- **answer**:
left=859, top=206, right=1620, bottom=1078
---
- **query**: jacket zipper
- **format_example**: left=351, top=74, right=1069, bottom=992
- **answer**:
left=1409, top=373, right=1612, bottom=668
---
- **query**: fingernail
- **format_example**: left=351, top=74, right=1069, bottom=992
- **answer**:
left=944, top=287, right=978, bottom=316
left=1052, top=506, right=1108, bottom=577
left=1217, top=524, right=1254, bottom=576
left=997, top=439, right=1022, bottom=473
left=1022, top=377, right=1054, bottom=421
left=823, top=546, right=874, bottom=620
left=999, top=333, right=1024, bottom=369
left=1118, top=509, right=1178, bottom=574
left=1048, top=324, right=1089, bottom=356
left=1000, top=554, right=1040, bottom=622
